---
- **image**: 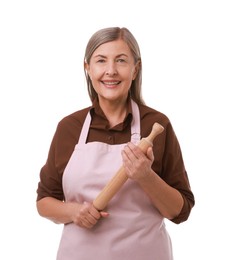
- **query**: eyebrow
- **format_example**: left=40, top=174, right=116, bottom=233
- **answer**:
left=93, top=54, right=129, bottom=59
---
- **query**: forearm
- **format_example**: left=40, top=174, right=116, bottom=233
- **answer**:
left=36, top=197, right=79, bottom=224
left=138, top=170, right=184, bottom=220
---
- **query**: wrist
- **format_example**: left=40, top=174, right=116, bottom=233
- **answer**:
left=137, top=168, right=155, bottom=185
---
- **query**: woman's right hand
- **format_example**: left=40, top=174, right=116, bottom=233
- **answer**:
left=36, top=197, right=109, bottom=227
left=72, top=202, right=109, bottom=229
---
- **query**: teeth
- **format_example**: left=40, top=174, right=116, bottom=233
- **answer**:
left=103, top=81, right=119, bottom=85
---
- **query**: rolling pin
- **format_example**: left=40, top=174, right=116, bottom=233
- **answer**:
left=93, top=122, right=164, bottom=211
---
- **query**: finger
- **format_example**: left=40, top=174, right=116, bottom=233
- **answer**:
left=126, top=142, right=145, bottom=160
left=79, top=203, right=99, bottom=224
left=146, top=147, right=154, bottom=161
left=85, top=215, right=98, bottom=225
left=100, top=211, right=109, bottom=218
left=81, top=218, right=95, bottom=229
left=121, top=149, right=133, bottom=171
left=123, top=143, right=138, bottom=161
left=88, top=204, right=101, bottom=219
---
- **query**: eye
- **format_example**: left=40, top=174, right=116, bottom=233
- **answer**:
left=117, top=58, right=126, bottom=63
left=97, top=59, right=106, bottom=63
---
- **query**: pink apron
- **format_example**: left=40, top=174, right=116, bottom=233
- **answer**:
left=57, top=100, right=173, bottom=260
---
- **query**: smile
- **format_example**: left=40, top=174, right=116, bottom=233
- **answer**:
left=101, top=81, right=121, bottom=85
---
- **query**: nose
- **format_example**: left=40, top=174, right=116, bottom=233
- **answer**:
left=105, top=61, right=117, bottom=76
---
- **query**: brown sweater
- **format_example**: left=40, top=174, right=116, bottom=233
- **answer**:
left=36, top=99, right=194, bottom=224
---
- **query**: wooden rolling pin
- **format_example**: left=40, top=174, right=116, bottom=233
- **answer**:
left=93, top=122, right=164, bottom=211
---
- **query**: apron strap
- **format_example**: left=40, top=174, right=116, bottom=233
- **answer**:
left=77, top=112, right=92, bottom=145
left=130, top=99, right=141, bottom=144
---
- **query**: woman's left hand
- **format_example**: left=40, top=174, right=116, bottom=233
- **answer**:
left=122, top=142, right=154, bottom=181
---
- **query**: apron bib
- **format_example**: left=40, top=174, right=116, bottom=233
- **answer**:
left=57, top=100, right=173, bottom=260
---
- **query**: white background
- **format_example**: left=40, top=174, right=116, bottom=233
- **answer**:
left=0, top=0, right=224, bottom=259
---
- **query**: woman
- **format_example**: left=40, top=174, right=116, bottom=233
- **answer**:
left=36, top=27, right=195, bottom=260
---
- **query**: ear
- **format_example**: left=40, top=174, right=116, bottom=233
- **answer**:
left=84, top=61, right=89, bottom=72
left=84, top=61, right=92, bottom=80
left=132, top=61, right=140, bottom=80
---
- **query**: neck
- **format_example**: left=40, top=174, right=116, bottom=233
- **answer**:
left=99, top=98, right=128, bottom=127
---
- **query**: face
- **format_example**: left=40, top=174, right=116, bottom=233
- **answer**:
left=85, top=39, right=139, bottom=104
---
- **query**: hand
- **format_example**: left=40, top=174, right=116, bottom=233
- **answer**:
left=72, top=202, right=109, bottom=229
left=122, top=142, right=154, bottom=181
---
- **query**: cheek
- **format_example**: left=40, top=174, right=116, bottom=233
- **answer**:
left=122, top=66, right=136, bottom=81
left=127, top=71, right=136, bottom=82
left=89, top=67, right=102, bottom=80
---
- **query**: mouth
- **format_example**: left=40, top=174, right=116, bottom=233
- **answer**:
left=101, top=81, right=121, bottom=87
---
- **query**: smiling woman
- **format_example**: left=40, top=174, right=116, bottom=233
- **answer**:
left=36, top=27, right=194, bottom=260
left=85, top=39, right=140, bottom=125
left=84, top=27, right=144, bottom=106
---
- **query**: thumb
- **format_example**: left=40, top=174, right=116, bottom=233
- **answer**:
left=147, top=146, right=154, bottom=161
left=100, top=211, right=109, bottom=218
